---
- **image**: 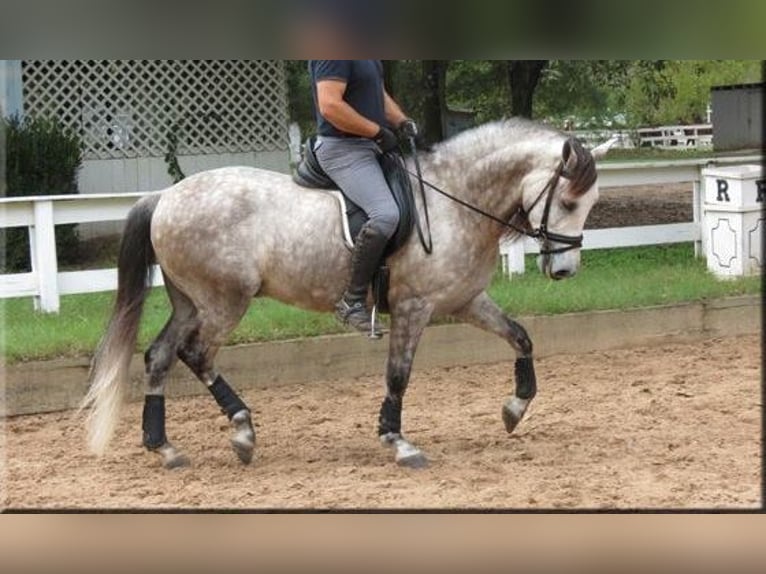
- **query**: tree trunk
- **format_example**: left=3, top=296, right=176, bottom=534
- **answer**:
left=421, top=60, right=447, bottom=145
left=507, top=60, right=548, bottom=118
left=382, top=60, right=398, bottom=96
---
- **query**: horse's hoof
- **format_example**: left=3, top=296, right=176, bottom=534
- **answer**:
left=163, top=452, right=191, bottom=469
left=231, top=410, right=256, bottom=465
left=396, top=451, right=428, bottom=469
left=502, top=407, right=519, bottom=434
left=156, top=443, right=190, bottom=469
left=502, top=396, right=529, bottom=434
left=231, top=437, right=254, bottom=465
left=383, top=433, right=428, bottom=469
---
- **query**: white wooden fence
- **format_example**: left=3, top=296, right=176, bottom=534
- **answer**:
left=1, top=192, right=164, bottom=313
left=569, top=124, right=713, bottom=150
left=635, top=124, right=713, bottom=149
left=1, top=155, right=761, bottom=313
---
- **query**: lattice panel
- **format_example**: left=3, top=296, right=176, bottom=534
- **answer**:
left=22, top=60, right=289, bottom=159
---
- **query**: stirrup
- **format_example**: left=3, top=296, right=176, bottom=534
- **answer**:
left=369, top=305, right=382, bottom=340
left=335, top=298, right=383, bottom=339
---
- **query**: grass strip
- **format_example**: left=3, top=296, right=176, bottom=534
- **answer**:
left=1, top=243, right=760, bottom=363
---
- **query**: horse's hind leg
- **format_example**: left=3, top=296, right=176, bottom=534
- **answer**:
left=453, top=291, right=535, bottom=434
left=176, top=291, right=256, bottom=465
left=378, top=298, right=434, bottom=468
left=142, top=278, right=198, bottom=469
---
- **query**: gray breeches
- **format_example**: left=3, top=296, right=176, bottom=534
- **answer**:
left=314, top=136, right=400, bottom=239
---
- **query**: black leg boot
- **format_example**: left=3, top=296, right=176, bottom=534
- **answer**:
left=335, top=222, right=389, bottom=335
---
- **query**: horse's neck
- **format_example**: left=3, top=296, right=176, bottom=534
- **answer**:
left=419, top=144, right=540, bottom=226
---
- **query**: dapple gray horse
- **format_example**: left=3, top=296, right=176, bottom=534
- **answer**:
left=81, top=118, right=607, bottom=469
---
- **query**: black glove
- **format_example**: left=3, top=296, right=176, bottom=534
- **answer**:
left=397, top=118, right=418, bottom=139
left=373, top=126, right=399, bottom=153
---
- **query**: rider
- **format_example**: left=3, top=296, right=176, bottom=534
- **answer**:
left=309, top=60, right=417, bottom=333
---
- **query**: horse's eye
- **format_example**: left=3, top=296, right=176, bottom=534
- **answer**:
left=561, top=199, right=578, bottom=212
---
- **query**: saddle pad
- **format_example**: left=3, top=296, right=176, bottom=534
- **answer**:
left=327, top=191, right=356, bottom=249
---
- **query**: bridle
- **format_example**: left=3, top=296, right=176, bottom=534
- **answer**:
left=405, top=137, right=584, bottom=256
left=515, top=161, right=584, bottom=255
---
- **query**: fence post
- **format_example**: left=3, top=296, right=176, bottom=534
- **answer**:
left=692, top=177, right=702, bottom=257
left=500, top=237, right=526, bottom=277
left=30, top=200, right=60, bottom=313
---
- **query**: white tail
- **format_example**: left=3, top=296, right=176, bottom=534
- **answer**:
left=80, top=335, right=132, bottom=454
left=79, top=194, right=158, bottom=455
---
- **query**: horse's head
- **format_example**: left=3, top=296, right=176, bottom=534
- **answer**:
left=522, top=137, right=602, bottom=280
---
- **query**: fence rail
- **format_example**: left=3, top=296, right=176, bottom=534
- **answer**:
left=1, top=155, right=762, bottom=312
left=569, top=124, right=714, bottom=150
left=635, top=124, right=713, bottom=149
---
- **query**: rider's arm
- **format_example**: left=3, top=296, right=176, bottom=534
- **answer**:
left=315, top=79, right=380, bottom=138
left=383, top=90, right=407, bottom=128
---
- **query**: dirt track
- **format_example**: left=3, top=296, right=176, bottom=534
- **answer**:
left=587, top=183, right=692, bottom=229
left=4, top=334, right=760, bottom=509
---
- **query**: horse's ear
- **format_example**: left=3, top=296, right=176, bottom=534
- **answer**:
left=562, top=138, right=579, bottom=175
left=590, top=135, right=619, bottom=159
left=561, top=137, right=597, bottom=195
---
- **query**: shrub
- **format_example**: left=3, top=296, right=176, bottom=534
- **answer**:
left=2, top=115, right=83, bottom=272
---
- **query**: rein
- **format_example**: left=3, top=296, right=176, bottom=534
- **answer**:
left=406, top=137, right=433, bottom=254
left=405, top=141, right=583, bottom=256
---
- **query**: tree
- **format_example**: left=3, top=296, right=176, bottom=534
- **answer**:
left=622, top=60, right=761, bottom=127
left=420, top=60, right=447, bottom=145
left=445, top=60, right=509, bottom=124
left=507, top=61, right=548, bottom=118
left=382, top=60, right=398, bottom=95
left=533, top=60, right=632, bottom=127
left=284, top=60, right=315, bottom=137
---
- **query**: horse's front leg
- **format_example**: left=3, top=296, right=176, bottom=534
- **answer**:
left=454, top=291, right=536, bottom=434
left=378, top=298, right=433, bottom=468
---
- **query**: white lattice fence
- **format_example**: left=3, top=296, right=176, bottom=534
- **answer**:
left=22, top=60, right=289, bottom=160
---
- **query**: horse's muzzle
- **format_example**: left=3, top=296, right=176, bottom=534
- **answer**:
left=538, top=252, right=579, bottom=280
left=551, top=267, right=574, bottom=280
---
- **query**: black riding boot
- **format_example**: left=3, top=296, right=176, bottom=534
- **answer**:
left=335, top=222, right=389, bottom=335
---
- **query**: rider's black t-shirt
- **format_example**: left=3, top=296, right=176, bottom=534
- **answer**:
left=309, top=60, right=387, bottom=138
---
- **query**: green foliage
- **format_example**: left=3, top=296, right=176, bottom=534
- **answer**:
left=163, top=118, right=186, bottom=183
left=285, top=60, right=316, bottom=137
left=622, top=60, right=761, bottom=127
left=2, top=115, right=83, bottom=272
left=446, top=61, right=509, bottom=123
left=383, top=61, right=423, bottom=121
left=284, top=60, right=759, bottom=138
left=534, top=61, right=630, bottom=127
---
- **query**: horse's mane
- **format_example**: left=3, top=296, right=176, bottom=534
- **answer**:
left=423, top=119, right=563, bottom=193
left=430, top=118, right=595, bottom=197
left=432, top=117, right=564, bottom=158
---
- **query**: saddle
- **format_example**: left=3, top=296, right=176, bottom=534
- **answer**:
left=292, top=136, right=417, bottom=313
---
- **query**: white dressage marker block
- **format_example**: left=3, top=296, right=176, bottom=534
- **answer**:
left=702, top=164, right=764, bottom=278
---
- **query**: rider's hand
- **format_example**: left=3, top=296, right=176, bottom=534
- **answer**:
left=373, top=126, right=399, bottom=153
left=397, top=118, right=418, bottom=139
